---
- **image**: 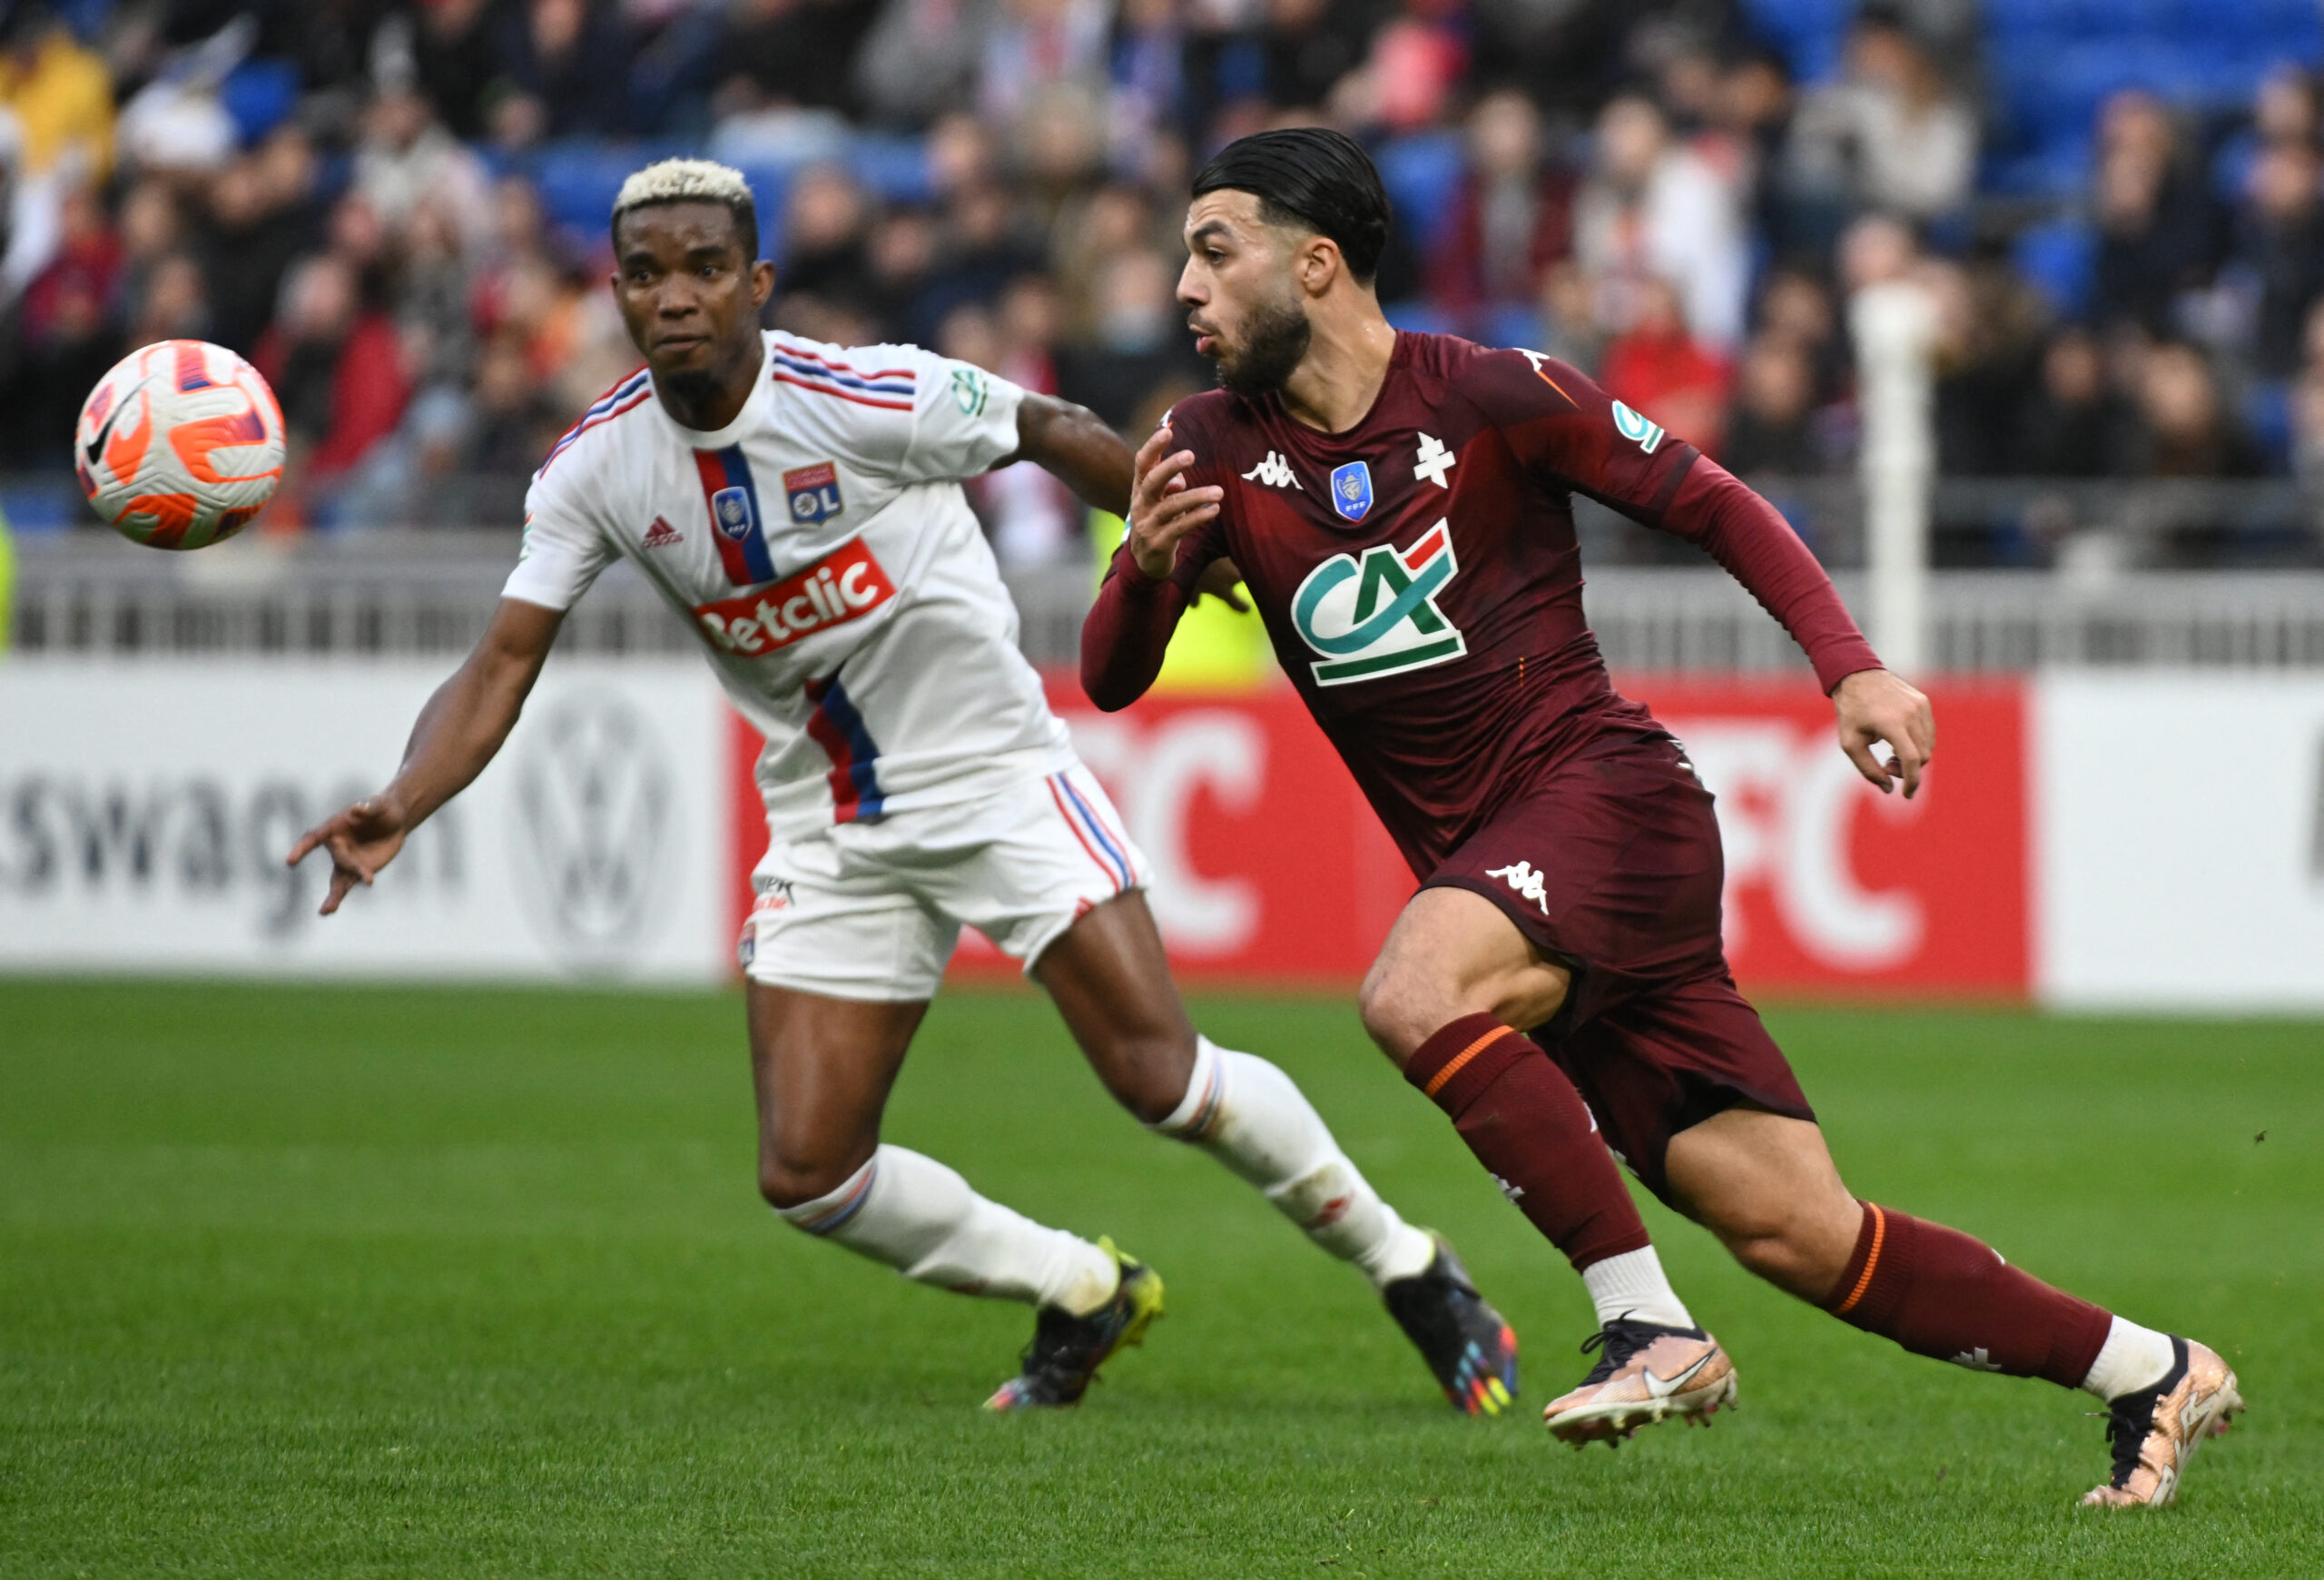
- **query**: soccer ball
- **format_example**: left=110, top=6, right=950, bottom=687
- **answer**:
left=75, top=339, right=285, bottom=550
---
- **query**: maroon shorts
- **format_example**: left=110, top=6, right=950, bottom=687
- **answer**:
left=1421, top=728, right=1814, bottom=1201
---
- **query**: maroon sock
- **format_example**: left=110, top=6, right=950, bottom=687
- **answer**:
left=1403, top=1013, right=1650, bottom=1272
left=1824, top=1202, right=2112, bottom=1388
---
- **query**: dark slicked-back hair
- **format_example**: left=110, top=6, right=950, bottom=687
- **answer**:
left=1191, top=128, right=1392, bottom=285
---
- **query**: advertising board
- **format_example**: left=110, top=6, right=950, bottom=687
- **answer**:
left=0, top=657, right=729, bottom=981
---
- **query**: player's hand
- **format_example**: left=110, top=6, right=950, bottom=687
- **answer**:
left=1128, top=423, right=1223, bottom=583
left=1833, top=668, right=1935, bottom=798
left=1191, top=556, right=1250, bottom=612
left=287, top=793, right=411, bottom=915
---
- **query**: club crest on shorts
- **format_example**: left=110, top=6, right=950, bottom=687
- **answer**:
left=710, top=485, right=755, bottom=541
left=783, top=461, right=843, bottom=525
left=1328, top=460, right=1374, bottom=521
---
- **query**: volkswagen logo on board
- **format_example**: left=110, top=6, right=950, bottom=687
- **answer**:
left=508, top=693, right=675, bottom=967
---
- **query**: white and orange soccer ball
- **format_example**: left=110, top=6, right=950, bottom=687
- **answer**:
left=75, top=339, right=285, bottom=549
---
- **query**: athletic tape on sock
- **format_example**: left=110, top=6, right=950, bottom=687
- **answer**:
left=1151, top=1036, right=1225, bottom=1139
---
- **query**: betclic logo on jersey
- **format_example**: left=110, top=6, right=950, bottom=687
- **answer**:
left=783, top=461, right=844, bottom=525
left=693, top=537, right=895, bottom=657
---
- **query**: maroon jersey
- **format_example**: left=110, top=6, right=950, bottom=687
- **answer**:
left=1083, top=331, right=1880, bottom=878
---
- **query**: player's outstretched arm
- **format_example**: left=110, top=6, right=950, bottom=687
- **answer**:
left=286, top=597, right=565, bottom=913
left=1080, top=423, right=1225, bottom=710
left=1009, top=392, right=1136, bottom=517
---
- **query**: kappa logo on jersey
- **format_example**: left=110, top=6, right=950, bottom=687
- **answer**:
left=783, top=461, right=844, bottom=524
left=641, top=515, right=684, bottom=548
left=1289, top=519, right=1466, bottom=686
left=1484, top=860, right=1551, bottom=915
left=1612, top=400, right=1667, bottom=454
left=1241, top=450, right=1301, bottom=489
left=692, top=537, right=896, bottom=657
left=1328, top=459, right=1374, bottom=521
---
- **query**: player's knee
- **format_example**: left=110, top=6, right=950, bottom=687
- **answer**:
left=1714, top=1206, right=1845, bottom=1299
left=1097, top=1029, right=1198, bottom=1126
left=758, top=1148, right=862, bottom=1212
left=1356, top=964, right=1442, bottom=1062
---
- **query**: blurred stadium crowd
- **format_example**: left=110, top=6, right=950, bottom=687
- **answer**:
left=3, top=0, right=2324, bottom=566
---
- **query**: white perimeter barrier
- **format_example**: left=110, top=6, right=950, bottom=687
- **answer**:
left=0, top=657, right=730, bottom=982
left=2035, top=674, right=2324, bottom=1012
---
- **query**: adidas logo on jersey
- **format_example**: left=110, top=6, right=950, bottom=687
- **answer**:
left=642, top=515, right=684, bottom=549
left=1240, top=451, right=1301, bottom=489
left=693, top=536, right=895, bottom=657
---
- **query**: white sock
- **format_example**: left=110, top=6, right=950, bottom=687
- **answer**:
left=1580, top=1245, right=1695, bottom=1331
left=2081, top=1315, right=2177, bottom=1401
left=775, top=1144, right=1119, bottom=1316
left=1153, top=1036, right=1437, bottom=1289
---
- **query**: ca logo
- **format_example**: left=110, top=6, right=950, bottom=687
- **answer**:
left=1289, top=521, right=1465, bottom=686
left=1613, top=400, right=1667, bottom=454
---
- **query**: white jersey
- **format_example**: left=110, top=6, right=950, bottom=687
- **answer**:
left=504, top=331, right=1075, bottom=837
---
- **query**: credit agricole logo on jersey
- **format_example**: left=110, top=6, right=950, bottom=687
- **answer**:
left=693, top=537, right=895, bottom=657
left=1289, top=520, right=1465, bottom=686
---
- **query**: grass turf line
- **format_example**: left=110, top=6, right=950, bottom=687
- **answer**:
left=0, top=981, right=2317, bottom=1577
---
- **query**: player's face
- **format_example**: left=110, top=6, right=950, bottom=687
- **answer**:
left=612, top=202, right=775, bottom=386
left=1179, top=190, right=1313, bottom=398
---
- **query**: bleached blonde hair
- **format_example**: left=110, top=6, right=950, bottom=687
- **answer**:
left=610, top=158, right=759, bottom=255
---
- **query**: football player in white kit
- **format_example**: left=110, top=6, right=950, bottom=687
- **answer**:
left=290, top=160, right=1521, bottom=1412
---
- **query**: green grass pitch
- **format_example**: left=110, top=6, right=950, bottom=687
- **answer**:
left=2, top=980, right=2317, bottom=1577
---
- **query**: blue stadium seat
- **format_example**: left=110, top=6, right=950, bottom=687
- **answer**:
left=1738, top=0, right=1848, bottom=82
left=2013, top=217, right=2097, bottom=321
left=1984, top=0, right=2324, bottom=200
left=1479, top=303, right=1544, bottom=352
left=849, top=134, right=932, bottom=206
left=220, top=59, right=300, bottom=148
left=1374, top=132, right=1466, bottom=258
left=531, top=143, right=672, bottom=236
left=2245, top=380, right=2293, bottom=473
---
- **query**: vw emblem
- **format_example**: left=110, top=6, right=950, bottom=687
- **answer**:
left=508, top=694, right=675, bottom=966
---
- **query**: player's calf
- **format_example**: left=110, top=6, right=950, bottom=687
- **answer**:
left=1149, top=1035, right=1437, bottom=1288
left=775, top=1144, right=1122, bottom=1317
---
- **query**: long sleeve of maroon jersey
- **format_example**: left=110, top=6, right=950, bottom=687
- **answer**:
left=1479, top=349, right=1883, bottom=694
left=1658, top=457, right=1883, bottom=694
left=1081, top=540, right=1192, bottom=710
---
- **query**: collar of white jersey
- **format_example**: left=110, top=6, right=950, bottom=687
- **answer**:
left=652, top=332, right=773, bottom=450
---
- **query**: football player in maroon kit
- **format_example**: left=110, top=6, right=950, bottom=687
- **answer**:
left=1082, top=128, right=2240, bottom=1506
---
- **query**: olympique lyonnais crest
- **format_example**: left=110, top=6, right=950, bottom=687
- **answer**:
left=711, top=485, right=754, bottom=541
left=784, top=461, right=844, bottom=524
left=1329, top=459, right=1373, bottom=522
left=1289, top=518, right=1466, bottom=686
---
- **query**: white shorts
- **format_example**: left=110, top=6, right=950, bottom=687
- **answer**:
left=739, top=762, right=1151, bottom=1002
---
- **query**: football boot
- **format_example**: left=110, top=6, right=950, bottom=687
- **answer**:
left=1382, top=1231, right=1519, bottom=1415
left=1541, top=1315, right=1736, bottom=1447
left=2082, top=1337, right=2243, bottom=1508
left=983, top=1238, right=1163, bottom=1410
